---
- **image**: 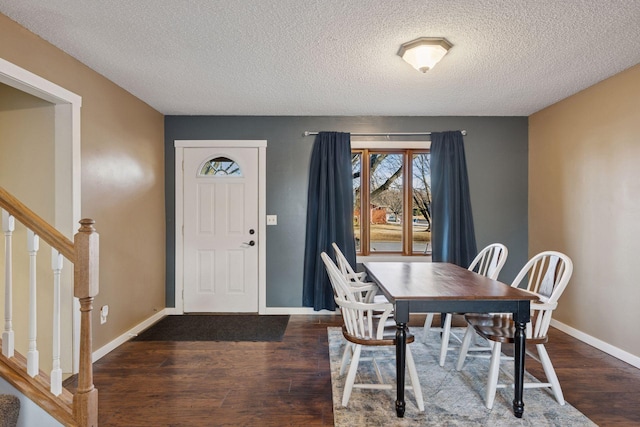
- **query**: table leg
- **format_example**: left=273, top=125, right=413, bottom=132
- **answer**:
left=513, top=319, right=526, bottom=418
left=395, top=322, right=407, bottom=417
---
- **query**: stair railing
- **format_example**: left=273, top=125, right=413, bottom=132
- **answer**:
left=0, top=186, right=98, bottom=427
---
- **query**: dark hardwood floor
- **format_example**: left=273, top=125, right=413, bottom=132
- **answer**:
left=83, top=315, right=640, bottom=426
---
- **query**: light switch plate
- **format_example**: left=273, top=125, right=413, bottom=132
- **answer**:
left=267, top=215, right=277, bottom=225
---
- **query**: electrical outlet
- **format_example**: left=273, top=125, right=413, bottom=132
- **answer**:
left=267, top=215, right=277, bottom=225
left=100, top=305, right=109, bottom=324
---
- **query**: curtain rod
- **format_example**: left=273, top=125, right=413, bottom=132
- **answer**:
left=302, top=130, right=466, bottom=137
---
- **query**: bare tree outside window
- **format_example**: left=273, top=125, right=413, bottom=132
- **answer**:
left=412, top=153, right=431, bottom=253
left=369, top=153, right=403, bottom=252
left=352, top=148, right=431, bottom=256
left=352, top=153, right=361, bottom=251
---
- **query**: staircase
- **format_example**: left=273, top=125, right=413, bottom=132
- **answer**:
left=0, top=187, right=98, bottom=427
left=0, top=394, right=19, bottom=426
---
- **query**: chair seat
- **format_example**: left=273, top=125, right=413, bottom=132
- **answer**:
left=465, top=314, right=548, bottom=345
left=342, top=324, right=415, bottom=347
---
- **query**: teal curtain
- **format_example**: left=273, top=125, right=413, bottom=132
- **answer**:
left=303, top=132, right=355, bottom=311
left=431, top=131, right=477, bottom=267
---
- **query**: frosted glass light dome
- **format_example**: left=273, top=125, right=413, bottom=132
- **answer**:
left=398, top=37, right=453, bottom=73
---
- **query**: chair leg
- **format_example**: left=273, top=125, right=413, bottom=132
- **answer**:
left=439, top=313, right=453, bottom=366
left=339, top=342, right=352, bottom=376
left=485, top=341, right=502, bottom=409
left=537, top=344, right=565, bottom=405
left=422, top=313, right=435, bottom=341
left=406, top=347, right=425, bottom=412
left=456, top=326, right=474, bottom=371
left=342, top=344, right=362, bottom=407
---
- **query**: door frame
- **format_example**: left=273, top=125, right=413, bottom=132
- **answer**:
left=174, top=140, right=267, bottom=314
left=0, top=58, right=82, bottom=373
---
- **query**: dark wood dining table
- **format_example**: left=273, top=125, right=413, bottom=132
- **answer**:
left=363, top=261, right=538, bottom=419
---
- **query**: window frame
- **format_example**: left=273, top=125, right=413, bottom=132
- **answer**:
left=351, top=140, right=431, bottom=257
left=198, top=156, right=243, bottom=177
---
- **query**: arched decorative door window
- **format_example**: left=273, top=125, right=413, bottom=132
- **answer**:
left=199, top=156, right=242, bottom=176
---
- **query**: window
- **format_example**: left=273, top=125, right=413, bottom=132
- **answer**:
left=352, top=148, right=431, bottom=255
left=199, top=157, right=242, bottom=176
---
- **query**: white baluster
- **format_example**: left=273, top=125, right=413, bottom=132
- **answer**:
left=27, top=229, right=40, bottom=377
left=2, top=210, right=15, bottom=358
left=50, top=249, right=63, bottom=395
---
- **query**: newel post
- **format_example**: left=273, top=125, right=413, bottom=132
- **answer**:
left=73, top=219, right=99, bottom=427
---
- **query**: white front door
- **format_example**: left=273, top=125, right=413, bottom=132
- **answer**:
left=182, top=147, right=259, bottom=312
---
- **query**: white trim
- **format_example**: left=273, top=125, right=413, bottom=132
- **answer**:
left=92, top=309, right=167, bottom=362
left=174, top=140, right=268, bottom=315
left=174, top=147, right=185, bottom=313
left=0, top=58, right=82, bottom=374
left=351, top=140, right=430, bottom=150
left=0, top=58, right=82, bottom=105
left=175, top=140, right=267, bottom=148
left=551, top=319, right=640, bottom=369
left=257, top=144, right=267, bottom=314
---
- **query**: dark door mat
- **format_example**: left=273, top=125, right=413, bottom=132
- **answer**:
left=132, top=314, right=290, bottom=342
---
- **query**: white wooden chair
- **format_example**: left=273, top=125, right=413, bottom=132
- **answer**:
left=422, top=243, right=508, bottom=366
left=332, top=242, right=367, bottom=284
left=331, top=242, right=389, bottom=305
left=455, top=251, right=573, bottom=409
left=321, top=252, right=424, bottom=411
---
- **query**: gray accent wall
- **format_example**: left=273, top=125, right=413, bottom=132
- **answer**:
left=164, top=116, right=528, bottom=308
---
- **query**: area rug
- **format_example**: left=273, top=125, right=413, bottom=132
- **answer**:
left=328, top=327, right=597, bottom=426
left=133, top=314, right=289, bottom=341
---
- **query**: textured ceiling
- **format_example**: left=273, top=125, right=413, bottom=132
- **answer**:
left=1, top=1, right=640, bottom=116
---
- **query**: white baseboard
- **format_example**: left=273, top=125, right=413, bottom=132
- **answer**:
left=92, top=309, right=168, bottom=362
left=551, top=319, right=640, bottom=369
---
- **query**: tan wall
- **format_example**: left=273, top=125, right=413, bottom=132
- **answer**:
left=0, top=83, right=58, bottom=371
left=0, top=84, right=55, bottom=215
left=529, top=64, right=640, bottom=358
left=0, top=13, right=166, bottom=351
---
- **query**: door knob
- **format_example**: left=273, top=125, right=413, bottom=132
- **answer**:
left=243, top=240, right=255, bottom=247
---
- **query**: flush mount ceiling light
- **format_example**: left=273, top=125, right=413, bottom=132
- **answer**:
left=398, top=37, right=453, bottom=73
